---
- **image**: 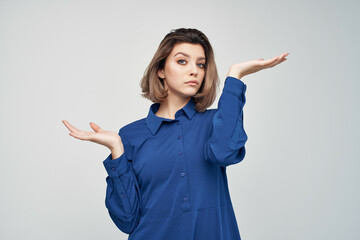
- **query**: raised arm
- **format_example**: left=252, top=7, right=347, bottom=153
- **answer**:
left=204, top=76, right=248, bottom=167
left=204, top=52, right=289, bottom=167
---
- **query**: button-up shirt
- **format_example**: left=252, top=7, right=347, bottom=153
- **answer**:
left=103, top=76, right=248, bottom=240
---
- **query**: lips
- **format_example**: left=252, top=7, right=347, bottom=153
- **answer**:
left=185, top=80, right=199, bottom=85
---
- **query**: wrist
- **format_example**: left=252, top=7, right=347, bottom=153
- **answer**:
left=227, top=66, right=244, bottom=80
left=109, top=144, right=124, bottom=160
left=109, top=139, right=123, bottom=152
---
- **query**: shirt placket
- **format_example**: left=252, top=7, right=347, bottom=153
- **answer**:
left=174, top=112, right=191, bottom=211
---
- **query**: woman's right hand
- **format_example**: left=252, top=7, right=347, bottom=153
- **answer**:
left=62, top=120, right=123, bottom=154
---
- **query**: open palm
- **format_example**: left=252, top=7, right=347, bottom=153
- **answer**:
left=62, top=120, right=122, bottom=151
left=228, top=52, right=289, bottom=79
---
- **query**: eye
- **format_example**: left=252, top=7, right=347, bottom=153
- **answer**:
left=178, top=59, right=186, bottom=64
left=198, top=63, right=205, bottom=68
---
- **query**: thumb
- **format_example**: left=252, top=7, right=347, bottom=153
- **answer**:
left=89, top=122, right=103, bottom=132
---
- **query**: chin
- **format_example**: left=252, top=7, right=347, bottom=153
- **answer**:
left=182, top=90, right=198, bottom=97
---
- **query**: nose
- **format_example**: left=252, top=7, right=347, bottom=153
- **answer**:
left=190, top=62, right=198, bottom=76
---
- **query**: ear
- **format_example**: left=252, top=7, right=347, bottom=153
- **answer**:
left=157, top=69, right=165, bottom=79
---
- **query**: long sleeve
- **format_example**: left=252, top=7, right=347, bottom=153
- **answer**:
left=204, top=76, right=248, bottom=167
left=103, top=128, right=141, bottom=234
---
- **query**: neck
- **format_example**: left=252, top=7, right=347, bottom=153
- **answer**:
left=155, top=95, right=191, bottom=120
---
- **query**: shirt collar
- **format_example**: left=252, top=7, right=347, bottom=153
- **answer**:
left=146, top=97, right=196, bottom=135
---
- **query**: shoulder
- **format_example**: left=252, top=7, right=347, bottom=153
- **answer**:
left=119, top=118, right=148, bottom=137
left=118, top=117, right=150, bottom=146
left=192, top=108, right=218, bottom=128
left=200, top=108, right=218, bottom=120
left=120, top=118, right=147, bottom=134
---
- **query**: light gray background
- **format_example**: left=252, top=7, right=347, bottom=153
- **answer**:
left=1, top=0, right=359, bottom=239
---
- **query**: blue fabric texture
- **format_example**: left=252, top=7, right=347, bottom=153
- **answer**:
left=103, top=76, right=248, bottom=240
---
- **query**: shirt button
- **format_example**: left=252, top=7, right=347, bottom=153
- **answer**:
left=183, top=197, right=188, bottom=202
left=178, top=151, right=183, bottom=156
left=111, top=167, right=116, bottom=171
left=121, top=193, right=126, bottom=198
left=177, top=136, right=181, bottom=139
left=180, top=172, right=186, bottom=177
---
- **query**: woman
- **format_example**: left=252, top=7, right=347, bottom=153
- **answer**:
left=63, top=28, right=288, bottom=240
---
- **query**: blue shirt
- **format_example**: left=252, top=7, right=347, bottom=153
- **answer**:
left=103, top=76, right=248, bottom=240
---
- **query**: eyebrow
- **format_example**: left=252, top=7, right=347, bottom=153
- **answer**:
left=174, top=52, right=206, bottom=61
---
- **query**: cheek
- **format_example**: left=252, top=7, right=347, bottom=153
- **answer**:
left=200, top=71, right=206, bottom=83
left=200, top=69, right=206, bottom=78
left=166, top=61, right=181, bottom=73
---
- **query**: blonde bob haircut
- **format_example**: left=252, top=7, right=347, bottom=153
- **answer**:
left=140, top=28, right=220, bottom=113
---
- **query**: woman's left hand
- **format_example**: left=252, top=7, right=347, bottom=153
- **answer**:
left=227, top=52, right=289, bottom=79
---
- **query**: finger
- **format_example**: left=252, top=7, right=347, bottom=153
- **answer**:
left=90, top=122, right=103, bottom=132
left=258, top=56, right=280, bottom=67
left=62, top=120, right=72, bottom=130
left=275, top=54, right=288, bottom=64
left=258, top=53, right=288, bottom=68
left=277, top=52, right=289, bottom=62
left=62, top=120, right=83, bottom=133
left=266, top=56, right=288, bottom=68
left=266, top=59, right=283, bottom=68
left=69, top=131, right=91, bottom=141
left=268, top=52, right=288, bottom=63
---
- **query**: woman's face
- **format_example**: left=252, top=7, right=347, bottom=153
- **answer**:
left=158, top=42, right=206, bottom=99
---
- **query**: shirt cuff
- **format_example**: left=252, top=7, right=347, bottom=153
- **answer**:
left=223, top=76, right=247, bottom=101
left=103, top=152, right=130, bottom=177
